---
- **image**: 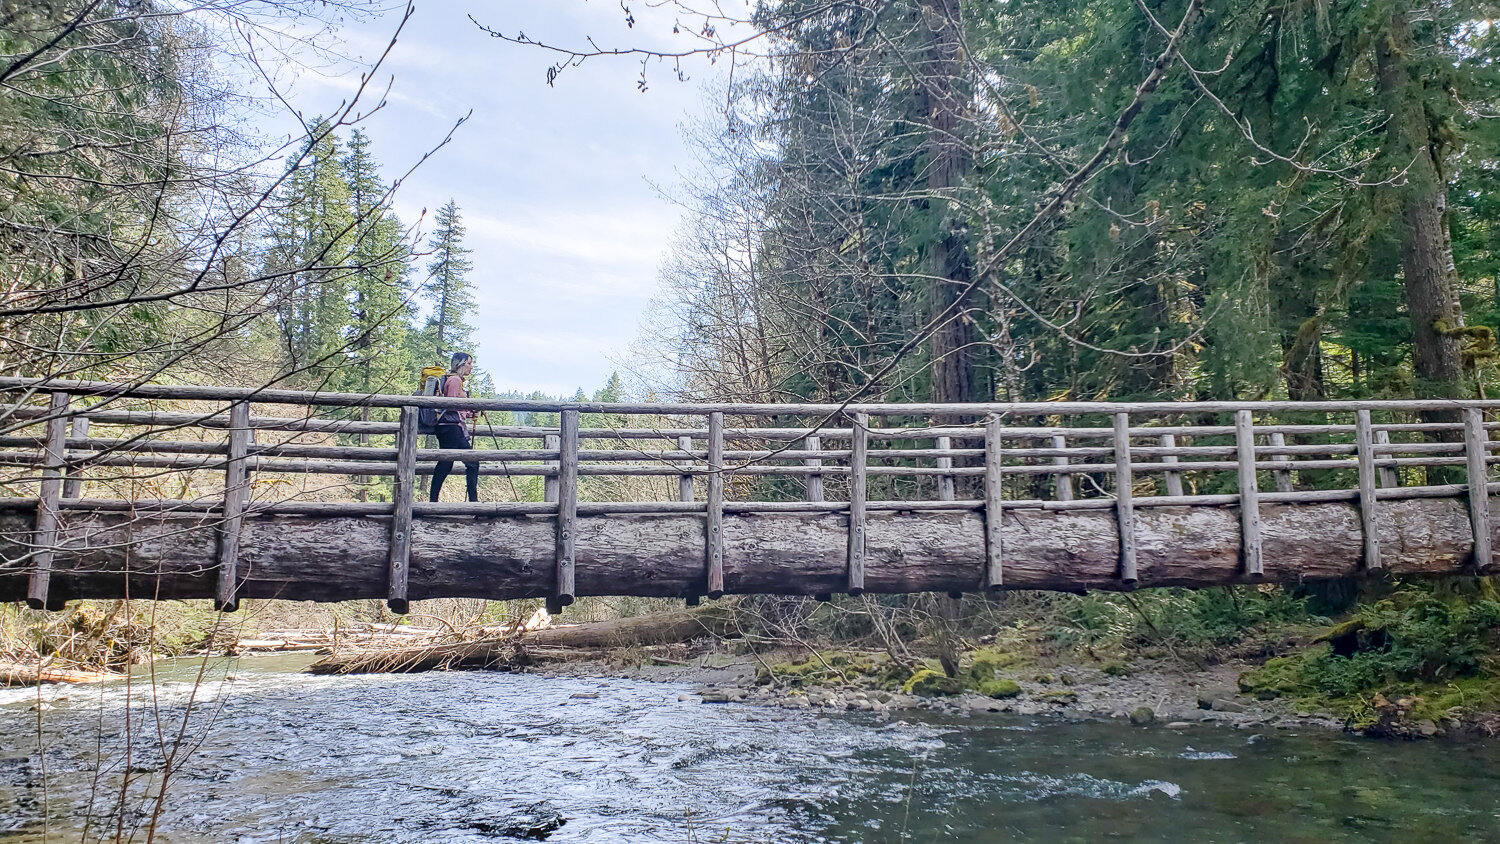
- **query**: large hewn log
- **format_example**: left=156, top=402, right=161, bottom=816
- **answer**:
left=0, top=497, right=1493, bottom=604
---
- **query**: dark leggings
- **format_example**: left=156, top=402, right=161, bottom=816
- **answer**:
left=431, top=423, right=478, bottom=502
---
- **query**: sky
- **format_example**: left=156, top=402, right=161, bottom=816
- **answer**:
left=274, top=0, right=732, bottom=396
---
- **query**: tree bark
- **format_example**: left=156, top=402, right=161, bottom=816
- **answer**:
left=1, top=498, right=1493, bottom=604
left=917, top=0, right=979, bottom=405
left=1377, top=11, right=1466, bottom=401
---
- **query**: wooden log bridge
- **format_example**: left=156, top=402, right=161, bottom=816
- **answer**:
left=0, top=378, right=1497, bottom=613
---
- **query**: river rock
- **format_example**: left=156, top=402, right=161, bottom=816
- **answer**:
left=1166, top=721, right=1192, bottom=729
left=1417, top=719, right=1440, bottom=737
left=1210, top=698, right=1247, bottom=713
left=1129, top=706, right=1156, bottom=726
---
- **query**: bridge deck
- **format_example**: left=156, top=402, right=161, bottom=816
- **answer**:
left=0, top=377, right=1496, bottom=612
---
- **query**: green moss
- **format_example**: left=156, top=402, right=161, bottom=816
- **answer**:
left=1036, top=690, right=1078, bottom=704
left=1101, top=662, right=1132, bottom=677
left=1239, top=655, right=1308, bottom=700
left=903, top=668, right=965, bottom=696
left=979, top=679, right=1023, bottom=699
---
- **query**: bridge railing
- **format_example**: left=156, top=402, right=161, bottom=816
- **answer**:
left=0, top=377, right=1495, bottom=613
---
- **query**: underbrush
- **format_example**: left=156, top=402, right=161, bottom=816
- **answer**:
left=1238, top=583, right=1500, bottom=734
left=0, top=601, right=223, bottom=671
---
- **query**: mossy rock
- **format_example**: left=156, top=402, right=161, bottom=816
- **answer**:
left=966, top=648, right=1022, bottom=684
left=1238, top=656, right=1306, bottom=700
left=979, top=679, right=1023, bottom=699
left=1101, top=662, right=1132, bottom=677
left=903, top=668, right=965, bottom=696
left=1036, top=690, right=1078, bottom=705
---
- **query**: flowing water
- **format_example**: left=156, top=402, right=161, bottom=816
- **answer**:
left=1, top=655, right=1498, bottom=842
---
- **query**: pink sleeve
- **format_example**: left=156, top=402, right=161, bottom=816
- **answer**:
left=442, top=376, right=465, bottom=398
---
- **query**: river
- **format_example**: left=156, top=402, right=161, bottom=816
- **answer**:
left=1, top=655, right=1498, bottom=842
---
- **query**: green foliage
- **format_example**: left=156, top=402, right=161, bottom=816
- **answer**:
left=1242, top=588, right=1500, bottom=703
left=1044, top=586, right=1317, bottom=653
left=416, top=199, right=477, bottom=364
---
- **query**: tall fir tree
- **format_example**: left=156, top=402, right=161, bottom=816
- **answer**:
left=340, top=129, right=414, bottom=394
left=419, top=199, right=477, bottom=363
left=265, top=123, right=356, bottom=387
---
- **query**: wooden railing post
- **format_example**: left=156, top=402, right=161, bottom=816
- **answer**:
left=705, top=412, right=725, bottom=599
left=27, top=391, right=70, bottom=611
left=62, top=414, right=89, bottom=499
left=1355, top=409, right=1382, bottom=570
left=553, top=409, right=580, bottom=613
left=846, top=411, right=868, bottom=596
left=1268, top=431, right=1294, bottom=493
left=804, top=434, right=824, bottom=503
left=678, top=435, right=696, bottom=503
left=983, top=415, right=1004, bottom=590
left=1374, top=429, right=1399, bottom=489
left=1235, top=410, right=1263, bottom=578
left=1159, top=433, right=1183, bottom=498
left=1464, top=407, right=1492, bottom=572
left=935, top=434, right=956, bottom=502
left=387, top=405, right=418, bottom=615
left=544, top=433, right=560, bottom=503
left=681, top=433, right=701, bottom=606
left=216, top=401, right=253, bottom=612
left=1051, top=433, right=1073, bottom=502
left=1113, top=412, right=1137, bottom=585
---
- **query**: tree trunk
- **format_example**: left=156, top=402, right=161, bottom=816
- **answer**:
left=917, top=0, right=978, bottom=406
left=1377, top=11, right=1466, bottom=401
left=1376, top=10, right=1467, bottom=485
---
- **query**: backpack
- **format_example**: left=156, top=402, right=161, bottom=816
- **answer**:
left=415, top=365, right=446, bottom=434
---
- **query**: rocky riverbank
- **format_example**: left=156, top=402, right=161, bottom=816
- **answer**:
left=532, top=647, right=1349, bottom=733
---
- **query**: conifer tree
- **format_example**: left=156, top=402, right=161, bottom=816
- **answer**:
left=419, top=200, right=477, bottom=363
left=266, top=123, right=356, bottom=386
left=340, top=129, right=413, bottom=394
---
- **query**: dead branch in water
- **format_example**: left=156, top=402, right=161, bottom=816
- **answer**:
left=305, top=605, right=741, bottom=675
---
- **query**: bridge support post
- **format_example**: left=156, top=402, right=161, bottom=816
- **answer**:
left=1112, top=412, right=1137, bottom=585
left=1355, top=409, right=1383, bottom=570
left=62, top=414, right=89, bottom=499
left=1464, top=408, right=1492, bottom=571
left=216, top=401, right=252, bottom=612
left=1051, top=434, right=1073, bottom=501
left=27, top=391, right=69, bottom=611
left=386, top=405, right=417, bottom=615
left=983, top=415, right=1004, bottom=590
left=554, top=409, right=579, bottom=613
left=846, top=412, right=868, bottom=596
left=1235, top=410, right=1263, bottom=578
left=1159, top=433, right=1183, bottom=497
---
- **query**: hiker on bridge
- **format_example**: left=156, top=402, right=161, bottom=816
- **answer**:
left=431, top=352, right=480, bottom=503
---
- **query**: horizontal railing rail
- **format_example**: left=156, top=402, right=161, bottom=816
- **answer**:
left=0, top=378, right=1494, bottom=615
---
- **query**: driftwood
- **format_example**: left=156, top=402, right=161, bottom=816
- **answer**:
left=305, top=606, right=739, bottom=675
left=0, top=498, right=1493, bottom=606
left=0, top=659, right=115, bottom=686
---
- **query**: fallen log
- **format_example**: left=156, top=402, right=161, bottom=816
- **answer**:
left=305, top=606, right=739, bottom=675
left=0, top=498, right=1492, bottom=604
left=0, top=660, right=116, bottom=686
